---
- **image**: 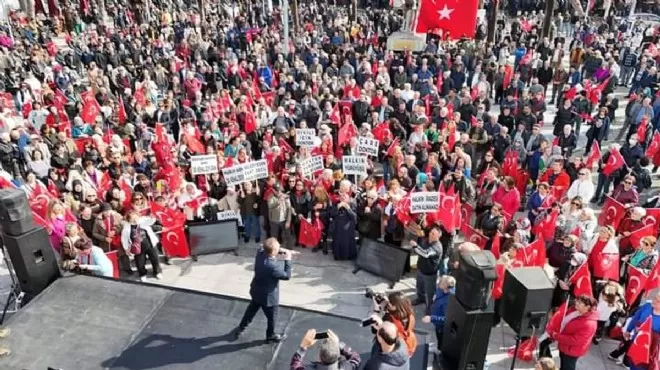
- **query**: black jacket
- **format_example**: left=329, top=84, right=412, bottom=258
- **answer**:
left=249, top=248, right=292, bottom=307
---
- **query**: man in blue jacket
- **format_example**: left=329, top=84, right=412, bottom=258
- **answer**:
left=421, top=275, right=456, bottom=351
left=233, top=238, right=292, bottom=342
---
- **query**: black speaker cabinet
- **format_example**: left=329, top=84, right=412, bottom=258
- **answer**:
left=3, top=227, right=61, bottom=296
left=441, top=295, right=493, bottom=370
left=453, top=250, right=497, bottom=310
left=500, top=267, right=554, bottom=337
left=0, top=187, right=34, bottom=236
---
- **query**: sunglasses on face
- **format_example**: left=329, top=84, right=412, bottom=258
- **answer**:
left=625, top=181, right=632, bottom=185
left=579, top=172, right=588, bottom=176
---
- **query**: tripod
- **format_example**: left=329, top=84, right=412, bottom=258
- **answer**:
left=0, top=243, right=25, bottom=325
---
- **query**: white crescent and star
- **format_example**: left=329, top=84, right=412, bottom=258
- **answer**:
left=437, top=5, right=454, bottom=19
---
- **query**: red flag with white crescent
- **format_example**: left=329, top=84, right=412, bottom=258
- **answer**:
left=645, top=131, right=660, bottom=159
left=568, top=263, right=593, bottom=298
left=628, top=224, right=657, bottom=250
left=515, top=239, right=546, bottom=267
left=627, top=317, right=652, bottom=365
left=460, top=222, right=487, bottom=250
left=597, top=196, right=626, bottom=229
left=584, top=140, right=601, bottom=170
left=593, top=253, right=620, bottom=281
left=603, top=148, right=625, bottom=176
left=644, top=261, right=660, bottom=292
left=625, top=266, right=649, bottom=306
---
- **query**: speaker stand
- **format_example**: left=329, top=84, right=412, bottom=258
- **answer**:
left=509, top=337, right=521, bottom=370
left=0, top=244, right=25, bottom=325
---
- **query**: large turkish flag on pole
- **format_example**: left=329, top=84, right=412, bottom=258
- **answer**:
left=414, top=0, right=478, bottom=39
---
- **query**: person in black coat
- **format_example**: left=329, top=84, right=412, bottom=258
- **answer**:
left=553, top=99, right=577, bottom=136
left=329, top=192, right=358, bottom=260
left=477, top=204, right=504, bottom=251
left=357, top=190, right=383, bottom=240
left=234, top=238, right=292, bottom=342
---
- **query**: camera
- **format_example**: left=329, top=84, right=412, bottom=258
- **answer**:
left=365, top=288, right=386, bottom=304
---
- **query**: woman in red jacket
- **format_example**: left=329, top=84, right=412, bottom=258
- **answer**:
left=544, top=295, right=599, bottom=370
left=491, top=176, right=521, bottom=219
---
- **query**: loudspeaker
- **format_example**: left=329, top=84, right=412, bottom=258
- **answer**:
left=3, top=227, right=61, bottom=296
left=500, top=267, right=554, bottom=337
left=453, top=250, right=497, bottom=309
left=0, top=188, right=34, bottom=236
left=441, top=295, right=493, bottom=370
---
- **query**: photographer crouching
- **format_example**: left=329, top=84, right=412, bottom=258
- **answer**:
left=290, top=329, right=361, bottom=370
left=367, top=290, right=417, bottom=357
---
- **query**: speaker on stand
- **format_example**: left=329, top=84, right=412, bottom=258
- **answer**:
left=0, top=188, right=61, bottom=323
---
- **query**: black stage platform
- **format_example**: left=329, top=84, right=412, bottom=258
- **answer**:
left=2, top=276, right=428, bottom=370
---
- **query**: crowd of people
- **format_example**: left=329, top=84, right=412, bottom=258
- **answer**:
left=0, top=0, right=657, bottom=367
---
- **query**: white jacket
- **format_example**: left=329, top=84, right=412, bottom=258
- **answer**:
left=566, top=179, right=595, bottom=203
left=121, top=221, right=159, bottom=253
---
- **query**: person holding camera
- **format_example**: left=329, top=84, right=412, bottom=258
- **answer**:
left=364, top=319, right=411, bottom=370
left=233, top=238, right=293, bottom=343
left=411, top=226, right=443, bottom=313
left=371, top=292, right=417, bottom=357
left=290, top=329, right=361, bottom=370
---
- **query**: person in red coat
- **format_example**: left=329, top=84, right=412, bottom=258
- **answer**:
left=543, top=295, right=599, bottom=370
left=617, top=207, right=647, bottom=256
left=491, top=176, right=521, bottom=220
left=539, top=160, right=571, bottom=189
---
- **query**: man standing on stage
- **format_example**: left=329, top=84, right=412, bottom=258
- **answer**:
left=233, top=237, right=292, bottom=343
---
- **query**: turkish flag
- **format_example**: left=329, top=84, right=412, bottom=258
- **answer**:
left=184, top=133, right=205, bottom=154
left=150, top=202, right=190, bottom=258
left=626, top=266, right=649, bottom=306
left=184, top=195, right=208, bottom=214
left=118, top=95, right=127, bottom=124
left=637, top=118, right=649, bottom=143
left=603, top=148, right=625, bottom=176
left=252, top=78, right=263, bottom=101
left=629, top=224, right=657, bottom=250
left=546, top=299, right=570, bottom=335
left=627, top=317, right=652, bottom=365
left=584, top=140, right=601, bottom=170
left=646, top=131, right=660, bottom=159
left=461, top=202, right=474, bottom=227
left=436, top=192, right=459, bottom=233
left=436, top=71, right=443, bottom=92
left=394, top=194, right=413, bottom=226
left=502, top=66, right=514, bottom=90
left=329, top=104, right=341, bottom=125
left=491, top=232, right=502, bottom=260
left=642, top=208, right=660, bottom=231
left=262, top=91, right=275, bottom=107
left=244, top=111, right=257, bottom=134
left=597, top=196, right=626, bottom=229
left=386, top=137, right=401, bottom=157
left=447, top=125, right=456, bottom=151
left=372, top=122, right=390, bottom=143
left=534, top=208, right=560, bottom=241
left=644, top=261, right=660, bottom=292
left=298, top=218, right=323, bottom=248
left=461, top=222, right=488, bottom=249
left=414, top=0, right=478, bottom=38
left=565, top=87, right=577, bottom=101
left=338, top=122, right=358, bottom=147
left=569, top=263, right=593, bottom=298
left=278, top=137, right=294, bottom=157
left=492, top=264, right=506, bottom=299
left=593, top=253, right=620, bottom=281
left=515, top=239, right=546, bottom=267
left=81, top=98, right=101, bottom=124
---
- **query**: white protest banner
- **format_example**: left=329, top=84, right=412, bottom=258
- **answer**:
left=190, top=154, right=219, bottom=176
left=222, top=165, right=245, bottom=187
left=342, top=155, right=368, bottom=176
left=217, top=210, right=243, bottom=226
left=242, top=159, right=269, bottom=182
left=410, top=192, right=440, bottom=214
left=302, top=156, right=324, bottom=178
left=296, top=129, right=317, bottom=147
left=356, top=137, right=379, bottom=157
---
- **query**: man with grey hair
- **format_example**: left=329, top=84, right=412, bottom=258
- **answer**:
left=364, top=320, right=410, bottom=370
left=289, top=329, right=361, bottom=370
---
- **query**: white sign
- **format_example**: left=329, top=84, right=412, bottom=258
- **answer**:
left=410, top=192, right=440, bottom=214
left=357, top=137, right=379, bottom=157
left=342, top=156, right=368, bottom=176
left=190, top=154, right=219, bottom=176
left=222, top=165, right=245, bottom=187
left=222, top=160, right=270, bottom=187
left=302, top=156, right=324, bottom=178
left=243, top=159, right=269, bottom=182
left=296, top=129, right=316, bottom=147
left=217, top=210, right=243, bottom=226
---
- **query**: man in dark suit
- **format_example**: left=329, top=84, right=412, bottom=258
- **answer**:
left=234, top=238, right=292, bottom=343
